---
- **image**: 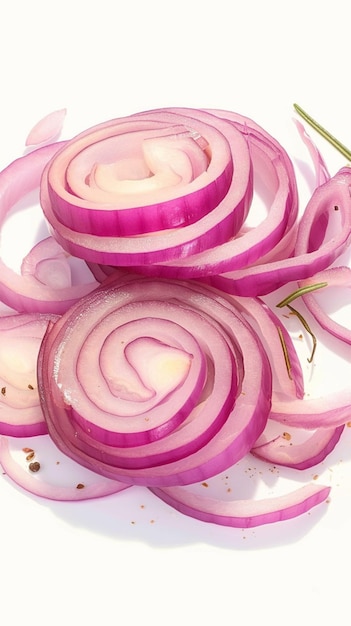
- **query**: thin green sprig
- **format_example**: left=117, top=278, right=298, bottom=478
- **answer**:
left=286, top=305, right=317, bottom=364
left=276, top=282, right=328, bottom=309
left=276, top=282, right=327, bottom=363
left=277, top=326, right=292, bottom=380
left=293, top=104, right=351, bottom=161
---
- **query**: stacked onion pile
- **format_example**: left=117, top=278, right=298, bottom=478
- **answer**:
left=1, top=107, right=351, bottom=528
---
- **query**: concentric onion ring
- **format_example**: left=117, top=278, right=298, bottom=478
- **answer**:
left=38, top=274, right=272, bottom=487
left=41, top=108, right=253, bottom=262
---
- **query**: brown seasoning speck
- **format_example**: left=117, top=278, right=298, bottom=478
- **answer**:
left=28, top=461, right=41, bottom=473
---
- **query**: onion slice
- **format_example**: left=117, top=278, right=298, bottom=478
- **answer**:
left=299, top=267, right=351, bottom=345
left=0, top=143, right=99, bottom=314
left=150, top=482, right=331, bottom=528
left=251, top=422, right=344, bottom=469
left=38, top=274, right=272, bottom=486
left=0, top=435, right=128, bottom=501
left=42, top=109, right=248, bottom=240
left=0, top=313, right=58, bottom=437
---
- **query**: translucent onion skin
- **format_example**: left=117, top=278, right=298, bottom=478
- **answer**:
left=38, top=274, right=272, bottom=487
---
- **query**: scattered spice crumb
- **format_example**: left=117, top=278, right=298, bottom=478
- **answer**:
left=282, top=431, right=291, bottom=441
left=26, top=451, right=35, bottom=461
left=201, top=482, right=209, bottom=488
left=227, top=488, right=232, bottom=493
left=28, top=461, right=41, bottom=473
left=150, top=519, right=155, bottom=524
left=27, top=384, right=34, bottom=390
left=1, top=386, right=6, bottom=396
left=22, top=447, right=34, bottom=454
left=334, top=205, right=339, bottom=211
left=76, top=483, right=85, bottom=489
left=313, top=474, right=319, bottom=480
left=298, top=334, right=303, bottom=340
left=131, top=521, right=136, bottom=525
left=347, top=422, right=351, bottom=428
left=140, top=504, right=145, bottom=509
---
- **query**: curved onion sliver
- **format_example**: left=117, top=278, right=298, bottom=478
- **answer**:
left=0, top=435, right=128, bottom=500
left=0, top=143, right=99, bottom=313
left=0, top=313, right=58, bottom=436
left=150, top=482, right=331, bottom=528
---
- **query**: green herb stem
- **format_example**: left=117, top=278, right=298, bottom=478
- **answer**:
left=276, top=282, right=328, bottom=309
left=287, top=305, right=317, bottom=363
left=293, top=104, right=351, bottom=162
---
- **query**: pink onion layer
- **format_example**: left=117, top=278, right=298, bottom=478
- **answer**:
left=251, top=422, right=344, bottom=469
left=150, top=482, right=331, bottom=528
left=0, top=142, right=99, bottom=314
left=0, top=313, right=58, bottom=436
left=0, top=435, right=128, bottom=501
left=299, top=266, right=351, bottom=345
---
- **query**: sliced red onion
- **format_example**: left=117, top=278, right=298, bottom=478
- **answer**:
left=38, top=275, right=272, bottom=486
left=42, top=109, right=248, bottom=240
left=40, top=107, right=294, bottom=268
left=0, top=435, right=128, bottom=500
left=0, top=143, right=99, bottom=313
left=270, top=389, right=351, bottom=429
left=150, top=482, right=331, bottom=528
left=0, top=313, right=58, bottom=436
left=251, top=421, right=344, bottom=469
left=203, top=166, right=351, bottom=296
left=46, top=107, right=351, bottom=300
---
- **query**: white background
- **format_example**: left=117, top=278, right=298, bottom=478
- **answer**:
left=1, top=1, right=351, bottom=625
